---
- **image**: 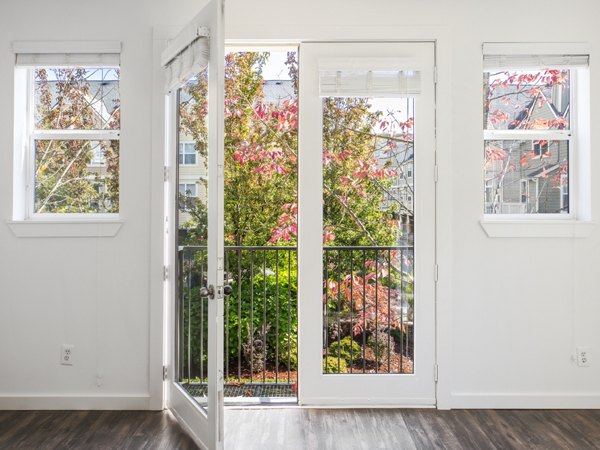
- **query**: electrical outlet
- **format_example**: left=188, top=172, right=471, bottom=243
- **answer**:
left=61, top=344, right=74, bottom=366
left=576, top=347, right=590, bottom=367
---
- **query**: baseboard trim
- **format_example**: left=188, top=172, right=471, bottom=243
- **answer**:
left=0, top=394, right=152, bottom=410
left=451, top=393, right=600, bottom=409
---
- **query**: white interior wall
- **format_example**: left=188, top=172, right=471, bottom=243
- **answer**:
left=0, top=0, right=599, bottom=410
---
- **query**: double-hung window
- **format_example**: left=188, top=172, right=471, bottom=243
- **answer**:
left=13, top=41, right=121, bottom=219
left=483, top=44, right=589, bottom=218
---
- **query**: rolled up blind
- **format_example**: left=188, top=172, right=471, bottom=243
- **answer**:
left=319, top=58, right=421, bottom=98
left=162, top=26, right=209, bottom=92
left=483, top=54, right=589, bottom=71
left=13, top=41, right=121, bottom=67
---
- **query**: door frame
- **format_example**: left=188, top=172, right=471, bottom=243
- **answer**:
left=151, top=29, right=453, bottom=427
left=297, top=41, right=438, bottom=407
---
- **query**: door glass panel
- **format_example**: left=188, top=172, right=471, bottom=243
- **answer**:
left=177, top=68, right=210, bottom=411
left=322, top=95, right=415, bottom=375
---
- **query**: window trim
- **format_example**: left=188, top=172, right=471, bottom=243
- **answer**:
left=10, top=41, right=123, bottom=236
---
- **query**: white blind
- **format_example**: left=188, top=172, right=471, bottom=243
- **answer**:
left=319, top=58, right=421, bottom=98
left=13, top=41, right=121, bottom=67
left=162, top=24, right=210, bottom=92
left=483, top=54, right=589, bottom=71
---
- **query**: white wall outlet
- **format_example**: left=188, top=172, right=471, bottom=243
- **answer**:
left=61, top=344, right=74, bottom=366
left=576, top=347, right=590, bottom=367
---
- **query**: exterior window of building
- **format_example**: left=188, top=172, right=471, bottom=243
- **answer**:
left=179, top=142, right=197, bottom=165
left=483, top=52, right=588, bottom=216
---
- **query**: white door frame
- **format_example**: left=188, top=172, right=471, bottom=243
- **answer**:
left=297, top=41, right=437, bottom=407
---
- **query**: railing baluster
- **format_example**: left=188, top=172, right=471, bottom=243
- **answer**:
left=275, top=249, right=279, bottom=384
left=387, top=249, right=392, bottom=374
left=349, top=250, right=353, bottom=374
left=250, top=250, right=254, bottom=383
left=262, top=249, right=267, bottom=384
left=362, top=249, right=366, bottom=374
left=287, top=250, right=291, bottom=383
left=225, top=250, right=230, bottom=381
left=200, top=250, right=205, bottom=381
left=337, top=250, right=341, bottom=373
left=400, top=248, right=403, bottom=374
left=324, top=248, right=329, bottom=373
left=237, top=248, right=242, bottom=382
left=375, top=250, right=379, bottom=374
left=187, top=254, right=192, bottom=381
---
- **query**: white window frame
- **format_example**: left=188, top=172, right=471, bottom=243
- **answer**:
left=11, top=41, right=122, bottom=229
left=480, top=42, right=593, bottom=238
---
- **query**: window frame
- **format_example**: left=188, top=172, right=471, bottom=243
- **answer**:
left=483, top=69, right=577, bottom=221
left=23, top=65, right=121, bottom=221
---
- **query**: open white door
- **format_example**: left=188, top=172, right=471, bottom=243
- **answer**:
left=298, top=42, right=436, bottom=407
left=163, top=1, right=225, bottom=449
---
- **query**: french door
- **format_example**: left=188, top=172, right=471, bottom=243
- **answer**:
left=298, top=42, right=437, bottom=406
left=164, top=1, right=225, bottom=449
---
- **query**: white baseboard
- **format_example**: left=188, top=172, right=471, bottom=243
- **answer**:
left=0, top=394, right=153, bottom=410
left=451, top=393, right=600, bottom=409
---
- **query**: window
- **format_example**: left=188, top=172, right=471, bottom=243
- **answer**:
left=483, top=50, right=589, bottom=217
left=178, top=142, right=197, bottom=165
left=179, top=183, right=198, bottom=197
left=13, top=42, right=121, bottom=219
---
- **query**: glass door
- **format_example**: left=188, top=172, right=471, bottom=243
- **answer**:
left=164, top=1, right=225, bottom=448
left=298, top=42, right=436, bottom=406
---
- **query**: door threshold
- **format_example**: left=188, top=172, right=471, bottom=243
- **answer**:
left=225, top=396, right=298, bottom=407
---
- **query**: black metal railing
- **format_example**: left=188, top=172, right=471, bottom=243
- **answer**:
left=177, top=245, right=414, bottom=388
left=178, top=246, right=297, bottom=385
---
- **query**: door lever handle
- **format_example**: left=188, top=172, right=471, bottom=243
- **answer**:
left=199, top=285, right=215, bottom=299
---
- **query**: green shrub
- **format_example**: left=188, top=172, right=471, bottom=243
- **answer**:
left=328, top=336, right=362, bottom=366
left=323, top=356, right=348, bottom=374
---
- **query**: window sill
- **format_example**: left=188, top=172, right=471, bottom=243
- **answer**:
left=7, top=219, right=123, bottom=238
left=479, top=219, right=595, bottom=238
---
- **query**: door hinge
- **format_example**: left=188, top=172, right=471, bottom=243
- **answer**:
left=434, top=264, right=439, bottom=283
left=163, top=365, right=168, bottom=381
left=163, top=166, right=169, bottom=182
left=434, top=164, right=439, bottom=183
left=163, top=265, right=168, bottom=281
left=434, top=364, right=439, bottom=382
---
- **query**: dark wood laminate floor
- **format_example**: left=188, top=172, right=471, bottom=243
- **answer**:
left=0, top=408, right=599, bottom=449
left=0, top=410, right=197, bottom=450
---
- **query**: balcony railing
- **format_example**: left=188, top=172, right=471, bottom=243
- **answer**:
left=177, top=244, right=414, bottom=394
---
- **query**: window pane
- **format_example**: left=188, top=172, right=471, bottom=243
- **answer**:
left=484, top=140, right=568, bottom=214
left=34, top=139, right=119, bottom=213
left=483, top=69, right=570, bottom=130
left=322, top=96, right=415, bottom=375
left=34, top=68, right=120, bottom=130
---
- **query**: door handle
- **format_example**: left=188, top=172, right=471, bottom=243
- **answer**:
left=199, top=285, right=215, bottom=299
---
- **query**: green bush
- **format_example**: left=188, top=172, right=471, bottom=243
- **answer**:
left=328, top=336, right=362, bottom=366
left=182, top=250, right=298, bottom=379
left=323, top=356, right=347, bottom=374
